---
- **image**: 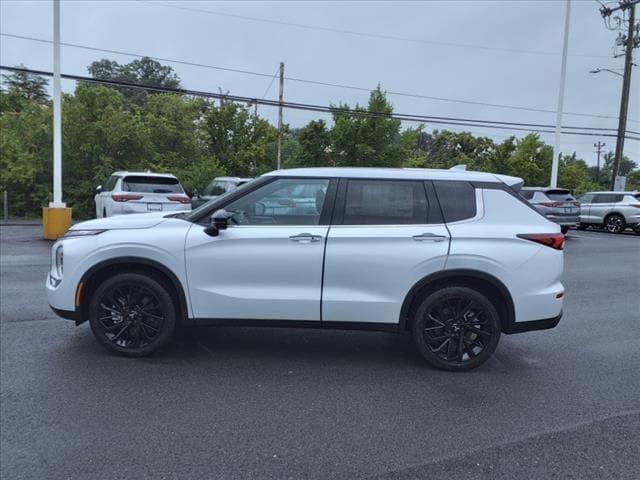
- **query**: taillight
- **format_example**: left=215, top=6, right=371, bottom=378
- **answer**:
left=572, top=201, right=580, bottom=207
left=630, top=204, right=640, bottom=209
left=112, top=194, right=143, bottom=202
left=517, top=233, right=565, bottom=250
left=167, top=195, right=191, bottom=204
left=541, top=201, right=563, bottom=207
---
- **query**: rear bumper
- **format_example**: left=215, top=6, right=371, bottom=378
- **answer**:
left=504, top=311, right=562, bottom=334
left=545, top=215, right=579, bottom=226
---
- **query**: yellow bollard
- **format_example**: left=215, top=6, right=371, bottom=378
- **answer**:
left=43, top=206, right=72, bottom=240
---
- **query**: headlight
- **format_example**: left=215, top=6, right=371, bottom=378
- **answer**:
left=63, top=229, right=106, bottom=238
left=55, top=244, right=64, bottom=278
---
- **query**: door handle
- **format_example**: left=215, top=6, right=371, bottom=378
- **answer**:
left=412, top=233, right=447, bottom=242
left=289, top=233, right=322, bottom=242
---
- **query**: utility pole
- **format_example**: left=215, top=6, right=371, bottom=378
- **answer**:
left=600, top=0, right=639, bottom=190
left=551, top=0, right=571, bottom=188
left=277, top=62, right=284, bottom=170
left=594, top=141, right=605, bottom=184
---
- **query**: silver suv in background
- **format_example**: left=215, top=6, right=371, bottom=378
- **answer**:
left=191, top=177, right=253, bottom=209
left=577, top=191, right=640, bottom=234
left=520, top=187, right=580, bottom=234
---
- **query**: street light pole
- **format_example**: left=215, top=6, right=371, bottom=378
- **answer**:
left=551, top=0, right=571, bottom=188
left=43, top=0, right=71, bottom=240
left=52, top=0, right=62, bottom=207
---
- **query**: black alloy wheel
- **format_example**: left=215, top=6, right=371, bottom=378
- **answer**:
left=89, top=273, right=176, bottom=356
left=412, top=287, right=501, bottom=371
left=604, top=214, right=625, bottom=234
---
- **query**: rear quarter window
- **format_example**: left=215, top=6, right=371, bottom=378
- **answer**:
left=434, top=181, right=477, bottom=222
left=520, top=190, right=535, bottom=200
left=123, top=176, right=183, bottom=194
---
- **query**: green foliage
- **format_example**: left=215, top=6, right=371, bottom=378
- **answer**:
left=1, top=66, right=49, bottom=103
left=330, top=87, right=408, bottom=167
left=88, top=57, right=181, bottom=104
left=3, top=58, right=636, bottom=219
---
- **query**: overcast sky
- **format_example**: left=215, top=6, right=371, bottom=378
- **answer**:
left=1, top=0, right=638, bottom=165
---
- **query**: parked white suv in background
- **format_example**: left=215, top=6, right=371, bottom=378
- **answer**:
left=48, top=168, right=564, bottom=371
left=95, top=171, right=191, bottom=218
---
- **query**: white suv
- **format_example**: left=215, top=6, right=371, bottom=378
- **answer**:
left=95, top=171, right=191, bottom=218
left=48, top=168, right=564, bottom=371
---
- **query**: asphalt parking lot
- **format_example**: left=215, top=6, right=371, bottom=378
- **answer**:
left=1, top=225, right=639, bottom=479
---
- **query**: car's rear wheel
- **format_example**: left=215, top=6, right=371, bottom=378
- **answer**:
left=412, top=286, right=501, bottom=371
left=89, top=273, right=177, bottom=356
left=633, top=224, right=640, bottom=235
left=604, top=214, right=625, bottom=234
left=560, top=226, right=569, bottom=234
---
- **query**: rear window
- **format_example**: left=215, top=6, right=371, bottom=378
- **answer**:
left=634, top=194, right=640, bottom=201
left=546, top=190, right=575, bottom=201
left=520, top=190, right=535, bottom=200
left=123, top=176, right=183, bottom=194
left=434, top=181, right=477, bottom=222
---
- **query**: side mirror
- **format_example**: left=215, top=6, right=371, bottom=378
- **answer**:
left=95, top=185, right=103, bottom=194
left=192, top=189, right=200, bottom=198
left=204, top=209, right=231, bottom=237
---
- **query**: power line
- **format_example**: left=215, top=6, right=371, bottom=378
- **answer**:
left=2, top=65, right=638, bottom=142
left=261, top=67, right=279, bottom=100
left=139, top=0, right=611, bottom=59
left=2, top=32, right=637, bottom=124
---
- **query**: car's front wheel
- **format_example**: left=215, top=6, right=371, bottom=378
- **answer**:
left=604, top=213, right=625, bottom=234
left=89, top=273, right=177, bottom=356
left=412, top=286, right=501, bottom=371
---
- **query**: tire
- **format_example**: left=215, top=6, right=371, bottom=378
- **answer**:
left=560, top=226, right=569, bottom=235
left=103, top=208, right=107, bottom=218
left=633, top=225, right=640, bottom=235
left=576, top=224, right=588, bottom=231
left=604, top=213, right=625, bottom=234
left=412, top=286, right=501, bottom=371
left=89, top=273, right=177, bottom=357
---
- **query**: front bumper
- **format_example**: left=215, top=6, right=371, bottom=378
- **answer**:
left=504, top=311, right=562, bottom=334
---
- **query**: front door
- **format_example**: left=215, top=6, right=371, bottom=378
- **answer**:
left=185, top=177, right=334, bottom=321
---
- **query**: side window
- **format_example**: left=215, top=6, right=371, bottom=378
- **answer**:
left=204, top=181, right=227, bottom=196
left=593, top=194, right=616, bottom=203
left=343, top=180, right=428, bottom=225
left=578, top=194, right=594, bottom=203
left=434, top=181, right=477, bottom=223
left=103, top=175, right=119, bottom=192
left=225, top=178, right=330, bottom=225
left=614, top=194, right=624, bottom=203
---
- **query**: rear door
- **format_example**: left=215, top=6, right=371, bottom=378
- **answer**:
left=590, top=194, right=618, bottom=224
left=577, top=193, right=595, bottom=222
left=322, top=179, right=449, bottom=325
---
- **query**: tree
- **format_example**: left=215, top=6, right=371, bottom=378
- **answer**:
left=292, top=120, right=332, bottom=167
left=1, top=66, right=49, bottom=102
left=506, top=134, right=553, bottom=186
left=202, top=101, right=278, bottom=177
left=330, top=87, right=407, bottom=167
left=88, top=57, right=181, bottom=104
